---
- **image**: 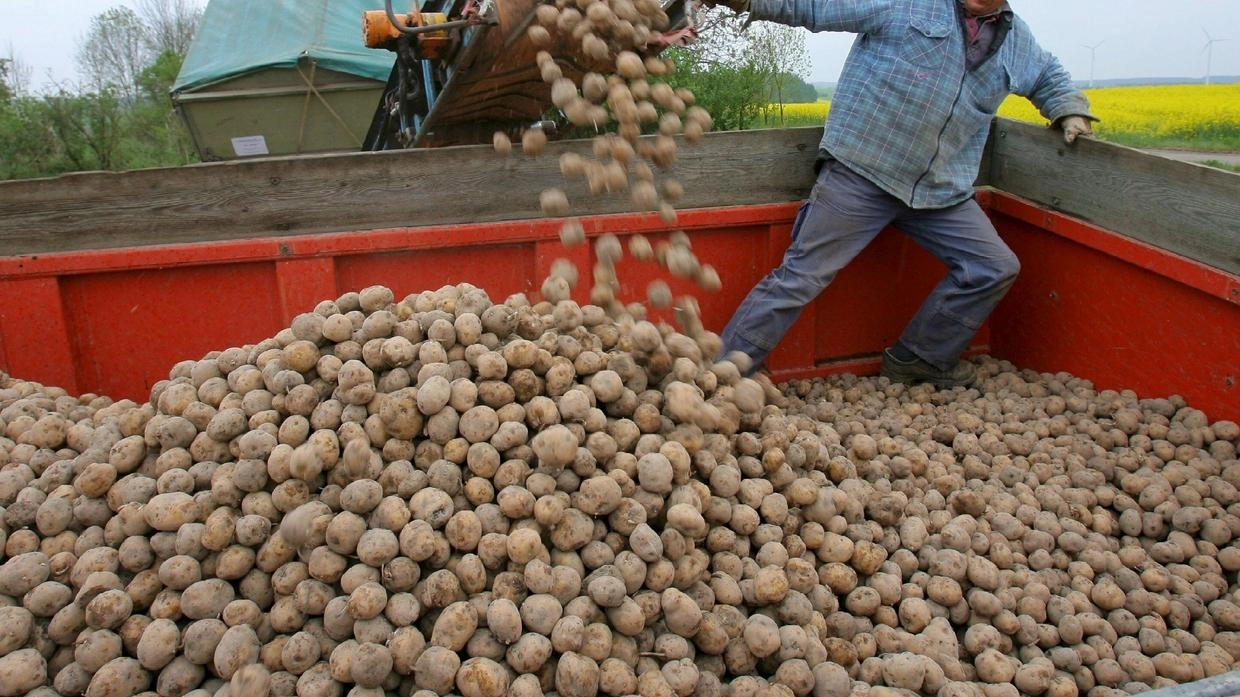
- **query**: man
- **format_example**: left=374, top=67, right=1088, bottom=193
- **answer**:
left=710, top=0, right=1095, bottom=387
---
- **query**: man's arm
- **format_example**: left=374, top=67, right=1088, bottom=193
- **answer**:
left=1021, top=50, right=1098, bottom=143
left=718, top=0, right=896, bottom=35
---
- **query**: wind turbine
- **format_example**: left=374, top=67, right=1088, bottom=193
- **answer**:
left=1202, top=29, right=1229, bottom=85
left=1082, top=40, right=1105, bottom=88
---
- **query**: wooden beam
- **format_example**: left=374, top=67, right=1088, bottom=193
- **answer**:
left=986, top=118, right=1240, bottom=276
left=0, top=128, right=822, bottom=256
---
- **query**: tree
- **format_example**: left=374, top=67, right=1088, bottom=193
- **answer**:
left=44, top=89, right=127, bottom=171
left=76, top=1, right=203, bottom=103
left=0, top=94, right=92, bottom=180
left=664, top=12, right=813, bottom=130
left=138, top=0, right=203, bottom=57
left=78, top=7, right=150, bottom=103
left=0, top=1, right=204, bottom=180
left=767, top=72, right=818, bottom=104
left=747, top=21, right=811, bottom=125
left=664, top=12, right=768, bottom=131
left=1, top=49, right=32, bottom=100
left=0, top=59, right=11, bottom=104
left=130, top=50, right=198, bottom=167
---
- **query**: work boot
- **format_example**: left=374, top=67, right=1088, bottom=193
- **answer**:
left=880, top=348, right=977, bottom=388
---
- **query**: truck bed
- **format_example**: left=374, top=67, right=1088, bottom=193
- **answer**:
left=1, top=122, right=1237, bottom=418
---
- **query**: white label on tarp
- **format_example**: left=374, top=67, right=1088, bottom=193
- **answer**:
left=231, top=135, right=270, bottom=157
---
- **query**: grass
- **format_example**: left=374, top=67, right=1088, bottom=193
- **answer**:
left=1200, top=160, right=1240, bottom=174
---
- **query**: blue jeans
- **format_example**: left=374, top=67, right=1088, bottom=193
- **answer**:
left=720, top=159, right=1020, bottom=371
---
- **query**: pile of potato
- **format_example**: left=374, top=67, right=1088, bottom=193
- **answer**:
left=1, top=269, right=1238, bottom=697
left=0, top=10, right=1238, bottom=697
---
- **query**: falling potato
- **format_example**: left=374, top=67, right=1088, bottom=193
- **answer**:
left=492, top=131, right=512, bottom=155
left=540, top=187, right=571, bottom=216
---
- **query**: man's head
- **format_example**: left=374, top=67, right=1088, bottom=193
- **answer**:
left=960, top=0, right=1006, bottom=16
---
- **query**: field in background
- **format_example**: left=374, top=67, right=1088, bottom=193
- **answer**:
left=997, top=84, right=1240, bottom=152
left=759, top=101, right=829, bottom=128
left=761, top=84, right=1240, bottom=152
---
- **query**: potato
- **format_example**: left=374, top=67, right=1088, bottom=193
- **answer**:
left=456, top=656, right=511, bottom=697
left=736, top=614, right=780, bottom=661
left=432, top=601, right=479, bottom=651
left=85, top=589, right=134, bottom=629
left=0, top=648, right=46, bottom=696
left=0, top=606, right=34, bottom=656
left=413, top=645, right=461, bottom=693
left=662, top=588, right=702, bottom=637
left=531, top=424, right=578, bottom=469
left=55, top=662, right=94, bottom=697
left=181, top=578, right=234, bottom=619
left=75, top=629, right=123, bottom=672
left=282, top=631, right=322, bottom=674
left=0, top=551, right=50, bottom=596
left=155, top=656, right=205, bottom=696
left=587, top=575, right=627, bottom=609
left=179, top=619, right=227, bottom=666
left=975, top=648, right=1017, bottom=683
left=506, top=633, right=553, bottom=673
left=213, top=624, right=260, bottom=679
left=85, top=657, right=149, bottom=697
left=231, top=663, right=272, bottom=697
left=136, top=618, right=179, bottom=670
left=487, top=598, right=523, bottom=645
left=296, top=662, right=338, bottom=697
left=144, top=492, right=200, bottom=531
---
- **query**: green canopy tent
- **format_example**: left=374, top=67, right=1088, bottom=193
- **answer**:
left=172, top=0, right=396, bottom=160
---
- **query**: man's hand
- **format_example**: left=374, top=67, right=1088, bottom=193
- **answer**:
left=1059, top=115, right=1093, bottom=144
left=698, top=0, right=751, bottom=14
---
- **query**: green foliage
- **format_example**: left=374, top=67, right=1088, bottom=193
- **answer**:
left=1201, top=159, right=1240, bottom=174
left=128, top=51, right=198, bottom=168
left=765, top=73, right=817, bottom=104
left=662, top=14, right=811, bottom=131
left=1, top=2, right=201, bottom=180
left=139, top=50, right=185, bottom=101
left=44, top=90, right=126, bottom=171
left=1, top=97, right=73, bottom=179
left=665, top=47, right=767, bottom=131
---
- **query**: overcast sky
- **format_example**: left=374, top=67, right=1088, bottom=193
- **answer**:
left=3, top=0, right=1239, bottom=90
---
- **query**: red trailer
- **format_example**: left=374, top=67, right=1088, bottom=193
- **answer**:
left=1, top=121, right=1237, bottom=419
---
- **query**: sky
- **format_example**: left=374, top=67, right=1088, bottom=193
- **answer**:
left=2, top=0, right=1239, bottom=91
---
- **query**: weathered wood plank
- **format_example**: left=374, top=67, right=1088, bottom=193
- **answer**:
left=987, top=118, right=1240, bottom=276
left=0, top=127, right=823, bottom=256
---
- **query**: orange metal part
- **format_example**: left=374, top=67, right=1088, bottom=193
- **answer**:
left=0, top=197, right=1236, bottom=420
left=362, top=9, right=451, bottom=57
left=363, top=10, right=405, bottom=48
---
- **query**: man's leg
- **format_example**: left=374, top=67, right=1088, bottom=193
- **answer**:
left=891, top=197, right=1021, bottom=371
left=720, top=159, right=901, bottom=370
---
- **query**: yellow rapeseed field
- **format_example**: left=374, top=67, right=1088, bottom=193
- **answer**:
left=998, top=84, right=1240, bottom=149
left=761, top=100, right=830, bottom=127
left=766, top=84, right=1240, bottom=150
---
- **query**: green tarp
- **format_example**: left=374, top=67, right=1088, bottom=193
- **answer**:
left=173, top=0, right=395, bottom=93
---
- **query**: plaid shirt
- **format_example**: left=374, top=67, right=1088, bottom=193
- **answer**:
left=750, top=0, right=1093, bottom=208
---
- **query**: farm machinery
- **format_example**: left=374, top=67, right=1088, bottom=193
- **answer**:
left=360, top=0, right=696, bottom=149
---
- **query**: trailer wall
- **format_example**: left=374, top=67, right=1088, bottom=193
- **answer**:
left=2, top=126, right=1236, bottom=419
